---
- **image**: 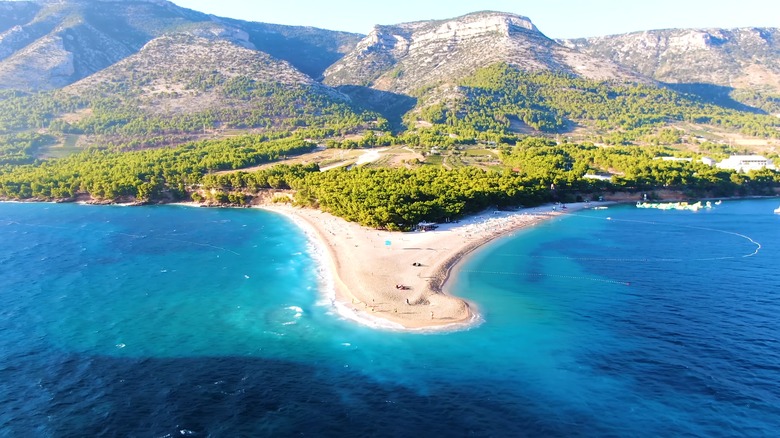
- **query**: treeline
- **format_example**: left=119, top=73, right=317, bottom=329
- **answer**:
left=2, top=132, right=779, bottom=228
left=0, top=133, right=56, bottom=165
left=0, top=135, right=315, bottom=200
left=500, top=137, right=779, bottom=195
left=195, top=139, right=780, bottom=229
left=412, top=64, right=780, bottom=140
left=0, top=81, right=386, bottom=152
left=730, top=89, right=780, bottom=115
left=201, top=165, right=552, bottom=229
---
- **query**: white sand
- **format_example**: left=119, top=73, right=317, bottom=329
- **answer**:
left=260, top=202, right=605, bottom=331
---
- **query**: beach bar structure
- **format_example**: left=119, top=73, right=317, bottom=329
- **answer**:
left=416, top=221, right=438, bottom=231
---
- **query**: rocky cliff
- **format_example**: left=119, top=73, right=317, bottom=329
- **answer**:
left=65, top=32, right=335, bottom=115
left=0, top=0, right=361, bottom=90
left=323, top=11, right=643, bottom=94
left=562, top=28, right=780, bottom=91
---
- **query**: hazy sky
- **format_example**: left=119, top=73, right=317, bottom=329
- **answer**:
left=170, top=0, right=779, bottom=38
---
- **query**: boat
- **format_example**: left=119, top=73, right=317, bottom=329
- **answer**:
left=774, top=205, right=780, bottom=214
left=636, top=201, right=712, bottom=211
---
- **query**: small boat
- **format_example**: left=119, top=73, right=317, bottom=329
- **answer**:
left=636, top=201, right=712, bottom=211
left=774, top=205, right=780, bottom=214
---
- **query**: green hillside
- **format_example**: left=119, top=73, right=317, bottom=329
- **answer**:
left=408, top=64, right=780, bottom=141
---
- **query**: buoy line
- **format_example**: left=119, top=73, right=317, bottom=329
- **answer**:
left=496, top=212, right=761, bottom=262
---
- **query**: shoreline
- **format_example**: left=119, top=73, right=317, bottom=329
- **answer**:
left=261, top=202, right=609, bottom=331
left=5, top=195, right=773, bottom=330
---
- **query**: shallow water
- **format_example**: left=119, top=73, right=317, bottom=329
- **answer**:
left=1, top=199, right=779, bottom=436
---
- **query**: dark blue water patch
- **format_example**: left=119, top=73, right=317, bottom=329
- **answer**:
left=4, top=200, right=780, bottom=437
left=0, top=351, right=637, bottom=437
left=523, top=202, right=780, bottom=436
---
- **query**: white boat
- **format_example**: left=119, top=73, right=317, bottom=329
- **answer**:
left=774, top=205, right=780, bottom=214
left=636, top=201, right=712, bottom=211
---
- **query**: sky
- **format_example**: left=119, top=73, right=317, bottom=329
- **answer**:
left=170, top=0, right=779, bottom=39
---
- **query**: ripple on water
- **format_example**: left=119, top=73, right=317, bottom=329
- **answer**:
left=2, top=200, right=780, bottom=436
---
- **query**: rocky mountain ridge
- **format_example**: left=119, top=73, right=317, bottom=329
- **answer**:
left=65, top=32, right=330, bottom=107
left=562, top=27, right=780, bottom=91
left=1, top=1, right=777, bottom=99
left=0, top=0, right=361, bottom=90
left=323, top=11, right=644, bottom=95
left=0, top=1, right=778, bottom=147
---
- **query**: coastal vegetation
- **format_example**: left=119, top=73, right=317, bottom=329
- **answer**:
left=0, top=82, right=384, bottom=156
left=0, top=135, right=316, bottom=201
left=2, top=81, right=779, bottom=229
left=195, top=140, right=779, bottom=229
left=411, top=64, right=780, bottom=141
left=1, top=6, right=779, bottom=231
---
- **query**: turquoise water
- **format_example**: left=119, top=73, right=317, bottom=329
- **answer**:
left=1, top=199, right=779, bottom=436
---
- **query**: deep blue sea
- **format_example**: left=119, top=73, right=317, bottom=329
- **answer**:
left=1, top=199, right=779, bottom=437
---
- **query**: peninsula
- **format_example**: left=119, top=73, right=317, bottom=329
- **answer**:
left=263, top=202, right=602, bottom=330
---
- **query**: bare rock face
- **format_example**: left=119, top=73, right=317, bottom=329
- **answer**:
left=0, top=0, right=361, bottom=90
left=562, top=28, right=780, bottom=91
left=71, top=33, right=319, bottom=88
left=0, top=33, right=74, bottom=89
left=0, top=25, right=31, bottom=61
left=324, top=11, right=643, bottom=94
left=0, top=1, right=40, bottom=35
left=65, top=33, right=343, bottom=116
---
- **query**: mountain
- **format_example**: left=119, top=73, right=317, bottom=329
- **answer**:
left=0, top=1, right=40, bottom=34
left=215, top=19, right=362, bottom=80
left=0, top=3, right=778, bottom=206
left=63, top=31, right=333, bottom=113
left=0, top=0, right=361, bottom=90
left=21, top=30, right=383, bottom=148
left=0, top=2, right=778, bottom=154
left=323, top=11, right=645, bottom=95
left=562, top=28, right=780, bottom=92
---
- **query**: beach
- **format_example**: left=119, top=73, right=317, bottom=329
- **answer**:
left=262, top=202, right=604, bottom=331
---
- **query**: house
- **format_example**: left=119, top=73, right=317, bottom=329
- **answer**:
left=716, top=155, right=777, bottom=172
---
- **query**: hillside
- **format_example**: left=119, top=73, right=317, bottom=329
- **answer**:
left=563, top=28, right=780, bottom=90
left=323, top=11, right=645, bottom=95
left=0, top=0, right=361, bottom=90
left=66, top=31, right=327, bottom=109
left=54, top=32, right=371, bottom=138
left=219, top=19, right=362, bottom=79
left=0, top=1, right=378, bottom=151
left=0, top=4, right=778, bottom=212
left=562, top=28, right=780, bottom=111
left=0, top=1, right=40, bottom=34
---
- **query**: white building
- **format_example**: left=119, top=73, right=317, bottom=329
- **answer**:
left=583, top=174, right=612, bottom=181
left=716, top=155, right=776, bottom=172
left=654, top=157, right=693, bottom=162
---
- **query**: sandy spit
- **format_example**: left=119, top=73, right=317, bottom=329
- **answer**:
left=260, top=201, right=606, bottom=332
